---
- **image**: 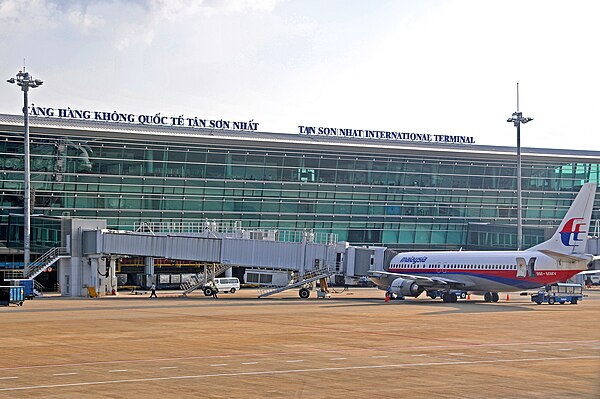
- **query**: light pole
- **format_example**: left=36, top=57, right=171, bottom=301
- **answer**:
left=7, top=70, right=43, bottom=270
left=506, top=82, right=533, bottom=250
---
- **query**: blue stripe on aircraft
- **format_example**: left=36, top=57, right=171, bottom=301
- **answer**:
left=390, top=271, right=543, bottom=290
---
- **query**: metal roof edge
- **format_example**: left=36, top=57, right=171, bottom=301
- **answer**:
left=0, top=113, right=598, bottom=158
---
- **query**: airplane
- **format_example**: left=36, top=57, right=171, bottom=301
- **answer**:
left=369, top=182, right=598, bottom=303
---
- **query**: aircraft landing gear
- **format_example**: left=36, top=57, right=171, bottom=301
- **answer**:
left=484, top=292, right=499, bottom=302
left=442, top=292, right=458, bottom=303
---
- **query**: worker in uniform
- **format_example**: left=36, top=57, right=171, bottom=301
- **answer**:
left=209, top=280, right=219, bottom=299
left=149, top=283, right=157, bottom=298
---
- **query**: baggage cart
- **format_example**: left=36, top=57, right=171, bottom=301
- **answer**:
left=0, top=286, right=25, bottom=306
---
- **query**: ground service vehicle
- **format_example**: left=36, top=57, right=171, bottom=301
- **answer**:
left=426, top=289, right=468, bottom=301
left=11, top=279, right=35, bottom=299
left=203, top=278, right=240, bottom=296
left=531, top=283, right=583, bottom=305
left=0, top=286, right=24, bottom=306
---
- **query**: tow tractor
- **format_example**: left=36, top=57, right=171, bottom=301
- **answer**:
left=531, top=283, right=583, bottom=305
left=427, top=289, right=468, bottom=302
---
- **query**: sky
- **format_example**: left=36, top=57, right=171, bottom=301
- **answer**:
left=0, top=0, right=599, bottom=150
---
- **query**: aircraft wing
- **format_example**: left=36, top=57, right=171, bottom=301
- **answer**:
left=578, top=270, right=600, bottom=275
left=369, top=270, right=467, bottom=289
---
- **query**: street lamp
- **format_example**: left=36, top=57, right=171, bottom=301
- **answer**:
left=7, top=70, right=43, bottom=270
left=506, top=82, right=533, bottom=250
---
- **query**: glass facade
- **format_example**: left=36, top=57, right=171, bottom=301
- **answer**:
left=1, top=115, right=599, bottom=252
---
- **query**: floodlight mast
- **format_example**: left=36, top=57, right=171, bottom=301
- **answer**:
left=506, top=83, right=533, bottom=250
left=6, top=69, right=43, bottom=270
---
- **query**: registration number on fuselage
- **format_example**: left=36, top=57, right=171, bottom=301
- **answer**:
left=536, top=271, right=557, bottom=276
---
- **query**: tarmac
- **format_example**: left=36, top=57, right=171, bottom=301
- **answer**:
left=0, top=287, right=599, bottom=398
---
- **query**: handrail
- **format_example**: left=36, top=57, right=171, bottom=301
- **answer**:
left=33, top=280, right=44, bottom=293
left=24, top=246, right=70, bottom=278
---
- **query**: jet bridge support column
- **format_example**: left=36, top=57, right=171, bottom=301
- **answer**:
left=144, top=257, right=155, bottom=288
left=98, top=256, right=117, bottom=295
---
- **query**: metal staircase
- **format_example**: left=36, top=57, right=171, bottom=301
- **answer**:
left=257, top=264, right=334, bottom=298
left=4, top=247, right=70, bottom=280
left=24, top=247, right=70, bottom=279
left=181, top=264, right=232, bottom=295
left=33, top=280, right=45, bottom=297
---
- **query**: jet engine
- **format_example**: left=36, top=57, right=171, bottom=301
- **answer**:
left=390, top=277, right=423, bottom=297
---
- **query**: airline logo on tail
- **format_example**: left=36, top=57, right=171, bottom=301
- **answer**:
left=560, top=218, right=586, bottom=248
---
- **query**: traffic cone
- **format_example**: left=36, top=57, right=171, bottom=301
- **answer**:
left=467, top=294, right=471, bottom=300
left=385, top=295, right=390, bottom=303
left=506, top=293, right=510, bottom=301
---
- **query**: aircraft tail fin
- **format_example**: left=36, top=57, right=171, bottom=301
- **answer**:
left=530, top=182, right=596, bottom=255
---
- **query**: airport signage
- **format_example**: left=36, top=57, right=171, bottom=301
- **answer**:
left=298, top=125, right=475, bottom=144
left=28, top=105, right=260, bottom=131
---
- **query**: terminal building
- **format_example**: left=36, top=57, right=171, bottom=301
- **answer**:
left=0, top=111, right=599, bottom=292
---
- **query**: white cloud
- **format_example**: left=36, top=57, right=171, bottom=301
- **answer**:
left=0, top=0, right=598, bottom=150
left=0, top=0, right=283, bottom=50
left=0, top=0, right=60, bottom=30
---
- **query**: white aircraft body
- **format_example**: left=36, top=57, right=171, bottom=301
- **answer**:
left=369, top=182, right=597, bottom=303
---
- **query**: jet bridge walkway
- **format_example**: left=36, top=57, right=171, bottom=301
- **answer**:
left=82, top=221, right=343, bottom=296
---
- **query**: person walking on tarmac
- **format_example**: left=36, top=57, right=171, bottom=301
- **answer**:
left=149, top=283, right=157, bottom=298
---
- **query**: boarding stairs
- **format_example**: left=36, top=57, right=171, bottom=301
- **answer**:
left=33, top=280, right=45, bottom=297
left=257, top=264, right=334, bottom=298
left=181, top=264, right=232, bottom=295
left=3, top=247, right=70, bottom=280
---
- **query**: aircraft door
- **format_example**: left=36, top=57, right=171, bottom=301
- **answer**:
left=516, top=257, right=527, bottom=278
left=527, top=257, right=537, bottom=278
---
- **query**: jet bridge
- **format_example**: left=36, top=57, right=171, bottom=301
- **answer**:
left=58, top=218, right=356, bottom=297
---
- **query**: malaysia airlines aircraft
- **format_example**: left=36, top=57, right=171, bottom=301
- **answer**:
left=369, top=182, right=598, bottom=303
